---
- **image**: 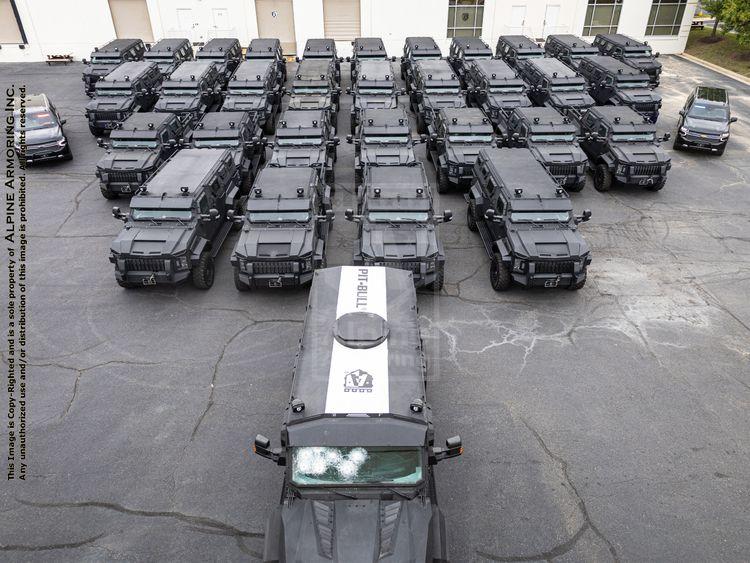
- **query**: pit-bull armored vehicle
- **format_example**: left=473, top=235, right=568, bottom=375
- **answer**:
left=517, top=58, right=595, bottom=116
left=96, top=112, right=184, bottom=199
left=143, top=38, right=193, bottom=78
left=195, top=38, right=242, bottom=88
left=466, top=148, right=592, bottom=290
left=302, top=38, right=341, bottom=84
left=447, top=36, right=492, bottom=85
left=400, top=36, right=441, bottom=83
left=228, top=166, right=333, bottom=290
left=109, top=148, right=241, bottom=289
left=544, top=34, right=598, bottom=71
left=345, top=164, right=452, bottom=289
left=348, top=59, right=400, bottom=134
left=464, top=58, right=531, bottom=130
left=286, top=59, right=341, bottom=123
left=408, top=59, right=468, bottom=133
left=221, top=60, right=282, bottom=134
left=82, top=38, right=146, bottom=97
left=495, top=35, right=544, bottom=69
left=153, top=60, right=223, bottom=126
left=245, top=38, right=286, bottom=83
left=85, top=61, right=162, bottom=136
left=579, top=106, right=671, bottom=191
left=349, top=37, right=388, bottom=81
left=592, top=33, right=661, bottom=87
left=254, top=265, right=463, bottom=561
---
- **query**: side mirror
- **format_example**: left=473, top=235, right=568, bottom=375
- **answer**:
left=252, top=136, right=260, bottom=144
left=96, top=137, right=104, bottom=147
left=496, top=139, right=503, bottom=148
left=295, top=56, right=300, bottom=63
left=678, top=109, right=685, bottom=116
left=662, top=132, right=671, bottom=141
left=319, top=209, right=335, bottom=222
left=400, top=88, right=406, bottom=95
left=346, top=134, right=353, bottom=143
left=431, top=436, right=463, bottom=464
left=345, top=86, right=351, bottom=94
left=169, top=139, right=177, bottom=148
left=442, top=209, right=453, bottom=223
left=141, top=88, right=147, bottom=95
left=112, top=206, right=127, bottom=221
left=261, top=136, right=268, bottom=145
left=345, top=56, right=350, bottom=62
left=430, top=132, right=438, bottom=142
left=226, top=209, right=235, bottom=221
left=178, top=137, right=185, bottom=146
left=730, top=116, right=738, bottom=123
left=333, top=136, right=340, bottom=146
left=391, top=56, right=397, bottom=62
left=60, top=119, right=67, bottom=125
left=419, top=133, right=427, bottom=144
left=575, top=209, right=592, bottom=224
left=252, top=434, right=284, bottom=465
left=484, top=209, right=496, bottom=221
left=344, top=208, right=361, bottom=222
left=655, top=52, right=660, bottom=58
left=82, top=58, right=88, bottom=64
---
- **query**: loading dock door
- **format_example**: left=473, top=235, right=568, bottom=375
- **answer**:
left=108, top=0, right=154, bottom=42
left=255, top=0, right=297, bottom=56
left=0, top=1, right=23, bottom=44
left=323, top=0, right=361, bottom=42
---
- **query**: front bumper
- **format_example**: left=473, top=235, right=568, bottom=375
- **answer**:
left=512, top=260, right=588, bottom=288
left=234, top=262, right=314, bottom=288
left=354, top=256, right=442, bottom=288
left=677, top=132, right=726, bottom=152
left=111, top=256, right=191, bottom=286
left=88, top=113, right=132, bottom=131
left=615, top=171, right=668, bottom=186
left=17, top=144, right=69, bottom=163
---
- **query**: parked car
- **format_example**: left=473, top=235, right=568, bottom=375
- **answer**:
left=674, top=85, right=736, bottom=155
left=12, top=94, right=72, bottom=163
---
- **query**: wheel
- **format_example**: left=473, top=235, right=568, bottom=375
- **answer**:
left=593, top=163, right=613, bottom=192
left=325, top=168, right=335, bottom=187
left=437, top=168, right=449, bottom=194
left=567, top=179, right=585, bottom=193
left=426, top=148, right=432, bottom=162
left=672, top=139, right=682, bottom=151
left=490, top=253, right=511, bottom=291
left=646, top=177, right=666, bottom=191
left=192, top=251, right=215, bottom=290
left=354, top=169, right=362, bottom=187
left=89, top=125, right=105, bottom=136
left=715, top=144, right=726, bottom=156
left=262, top=116, right=276, bottom=135
left=429, top=263, right=445, bottom=291
left=233, top=267, right=249, bottom=291
left=100, top=185, right=118, bottom=200
left=467, top=200, right=478, bottom=232
left=117, top=279, right=136, bottom=289
left=569, top=274, right=587, bottom=291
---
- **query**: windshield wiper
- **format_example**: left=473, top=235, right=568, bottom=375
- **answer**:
left=319, top=487, right=357, bottom=499
left=382, top=487, right=418, bottom=500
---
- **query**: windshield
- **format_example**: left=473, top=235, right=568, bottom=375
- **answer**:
left=510, top=211, right=571, bottom=222
left=193, top=138, right=238, bottom=147
left=364, top=135, right=409, bottom=144
left=612, top=132, right=655, bottom=142
left=688, top=103, right=729, bottom=122
left=357, top=87, right=393, bottom=95
left=163, top=86, right=198, bottom=95
left=131, top=208, right=192, bottom=221
left=293, top=87, right=328, bottom=95
left=14, top=110, right=57, bottom=131
left=228, top=86, right=264, bottom=93
left=369, top=211, right=429, bottom=222
left=447, top=134, right=493, bottom=143
left=425, top=87, right=459, bottom=94
left=623, top=50, right=651, bottom=58
left=90, top=56, right=121, bottom=63
left=292, top=447, right=423, bottom=486
left=97, top=87, right=133, bottom=96
left=145, top=54, right=174, bottom=62
left=618, top=79, right=650, bottom=89
left=529, top=133, right=576, bottom=143
left=275, top=136, right=322, bottom=146
left=550, top=84, right=584, bottom=92
left=248, top=211, right=310, bottom=222
left=489, top=85, right=523, bottom=93
left=111, top=139, right=159, bottom=149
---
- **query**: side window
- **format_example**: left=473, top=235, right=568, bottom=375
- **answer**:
left=605, top=75, right=614, bottom=85
left=160, top=130, right=170, bottom=144
left=198, top=194, right=209, bottom=214
left=495, top=192, right=505, bottom=214
left=519, top=124, right=528, bottom=138
left=598, top=123, right=608, bottom=137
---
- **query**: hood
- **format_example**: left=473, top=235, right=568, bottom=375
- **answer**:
left=156, top=62, right=178, bottom=76
left=154, top=96, right=201, bottom=113
left=362, top=225, right=439, bottom=260
left=270, top=146, right=327, bottom=167
left=626, top=57, right=661, bottom=72
left=615, top=88, right=661, bottom=106
left=548, top=91, right=594, bottom=110
left=97, top=149, right=161, bottom=171
left=356, top=96, right=399, bottom=110
left=85, top=62, right=120, bottom=77
left=423, top=93, right=467, bottom=109
left=445, top=143, right=493, bottom=165
left=486, top=93, right=532, bottom=111
left=110, top=224, right=194, bottom=256
left=222, top=94, right=267, bottom=112
left=508, top=226, right=589, bottom=260
left=235, top=226, right=312, bottom=259
left=288, top=94, right=331, bottom=110
left=529, top=143, right=586, bottom=165
left=360, top=145, right=416, bottom=166
left=611, top=142, right=670, bottom=165
left=16, top=125, right=62, bottom=146
left=684, top=116, right=729, bottom=134
left=276, top=499, right=434, bottom=562
left=86, top=96, right=135, bottom=113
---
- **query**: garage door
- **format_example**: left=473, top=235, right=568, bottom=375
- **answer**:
left=323, top=0, right=361, bottom=41
left=0, top=1, right=23, bottom=44
left=108, top=0, right=154, bottom=42
left=255, top=0, right=296, bottom=56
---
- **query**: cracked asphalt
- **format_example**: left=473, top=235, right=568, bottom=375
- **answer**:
left=1, top=56, right=749, bottom=561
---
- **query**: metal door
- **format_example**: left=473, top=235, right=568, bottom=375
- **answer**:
left=510, top=5, right=526, bottom=34
left=255, top=0, right=297, bottom=56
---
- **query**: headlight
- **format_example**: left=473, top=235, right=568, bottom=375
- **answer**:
left=679, top=126, right=689, bottom=136
left=57, top=138, right=67, bottom=147
left=720, top=131, right=730, bottom=140
left=301, top=257, right=312, bottom=271
left=243, top=260, right=253, bottom=273
left=173, top=255, right=189, bottom=270
left=514, top=259, right=526, bottom=272
left=616, top=163, right=627, bottom=175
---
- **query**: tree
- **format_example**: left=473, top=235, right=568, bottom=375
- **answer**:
left=723, top=0, right=750, bottom=46
left=702, top=0, right=727, bottom=35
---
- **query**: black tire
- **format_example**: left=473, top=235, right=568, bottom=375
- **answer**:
left=567, top=179, right=585, bottom=193
left=262, top=116, right=276, bottom=135
left=325, top=168, right=335, bottom=187
left=100, top=185, right=118, bottom=200
left=192, top=251, right=215, bottom=290
left=354, top=169, right=362, bottom=187
left=426, top=148, right=433, bottom=162
left=467, top=200, right=478, bottom=232
left=430, top=263, right=445, bottom=291
left=569, top=274, right=587, bottom=291
left=715, top=145, right=726, bottom=156
left=89, top=125, right=105, bottom=137
left=437, top=168, right=449, bottom=194
left=646, top=177, right=666, bottom=191
left=117, top=279, right=136, bottom=289
left=672, top=139, right=682, bottom=151
left=233, top=267, right=249, bottom=291
left=593, top=163, right=613, bottom=192
left=490, top=253, right=511, bottom=292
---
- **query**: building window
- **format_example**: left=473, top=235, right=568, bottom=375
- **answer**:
left=646, top=0, right=686, bottom=35
left=447, top=0, right=484, bottom=38
left=582, top=0, right=623, bottom=36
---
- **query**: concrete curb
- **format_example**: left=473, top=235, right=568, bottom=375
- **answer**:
left=676, top=53, right=750, bottom=87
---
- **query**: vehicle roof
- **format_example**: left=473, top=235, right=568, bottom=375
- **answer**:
left=405, top=36, right=440, bottom=51
left=103, top=61, right=156, bottom=82
left=471, top=58, right=518, bottom=80
left=142, top=148, right=229, bottom=194
left=99, top=38, right=143, bottom=53
left=148, top=38, right=190, bottom=53
left=278, top=109, right=327, bottom=128
left=353, top=37, right=386, bottom=54
left=513, top=107, right=576, bottom=133
left=247, top=38, right=281, bottom=52
left=231, top=59, right=274, bottom=81
left=452, top=37, right=492, bottom=56
left=439, top=107, right=491, bottom=126
left=415, top=59, right=457, bottom=77
left=588, top=106, right=656, bottom=132
left=547, top=34, right=596, bottom=50
left=524, top=57, right=579, bottom=78
left=116, top=112, right=174, bottom=130
left=596, top=34, right=650, bottom=50
left=356, top=59, right=393, bottom=79
left=16, top=94, right=49, bottom=110
left=361, top=108, right=410, bottom=128
left=194, top=111, right=252, bottom=131
left=304, top=38, right=337, bottom=54
left=695, top=85, right=728, bottom=104
left=167, top=60, right=215, bottom=81
left=295, top=58, right=334, bottom=78
left=287, top=266, right=427, bottom=437
left=581, top=55, right=645, bottom=76
left=199, top=38, right=240, bottom=51
left=253, top=165, right=317, bottom=192
left=499, top=35, right=543, bottom=52
left=368, top=164, right=427, bottom=191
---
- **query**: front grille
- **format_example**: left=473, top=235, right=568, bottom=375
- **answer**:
left=631, top=164, right=661, bottom=176
left=94, top=111, right=122, bottom=121
left=632, top=103, right=656, bottom=113
left=108, top=170, right=141, bottom=183
left=252, top=261, right=297, bottom=274
left=548, top=164, right=578, bottom=177
left=125, top=257, right=167, bottom=272
left=376, top=261, right=422, bottom=274
left=535, top=260, right=574, bottom=274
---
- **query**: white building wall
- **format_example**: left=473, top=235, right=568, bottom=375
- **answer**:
left=293, top=0, right=324, bottom=56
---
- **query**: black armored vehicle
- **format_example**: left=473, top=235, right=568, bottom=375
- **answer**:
left=186, top=111, right=265, bottom=187
left=496, top=35, right=544, bottom=69
left=505, top=107, right=587, bottom=192
left=82, top=38, right=146, bottom=97
left=228, top=166, right=333, bottom=290
left=221, top=60, right=282, bottom=134
left=544, top=34, right=598, bottom=71
left=109, top=148, right=240, bottom=289
left=12, top=94, right=72, bottom=164
left=348, top=107, right=419, bottom=185
left=464, top=58, right=530, bottom=130
left=579, top=106, right=671, bottom=192
left=246, top=38, right=286, bottom=83
left=447, top=36, right=493, bottom=85
left=517, top=58, right=595, bottom=116
left=400, top=36, right=441, bottom=83
left=254, top=265, right=463, bottom=561
left=348, top=59, right=400, bottom=134
left=426, top=107, right=498, bottom=192
left=95, top=112, right=184, bottom=199
left=302, top=38, right=341, bottom=84
left=153, top=60, right=223, bottom=126
left=286, top=59, right=340, bottom=122
left=592, top=34, right=661, bottom=87
left=85, top=61, right=162, bottom=136
left=578, top=56, right=661, bottom=123
left=144, top=38, right=193, bottom=78
left=674, top=85, right=736, bottom=155
left=195, top=38, right=242, bottom=88
left=345, top=164, right=452, bottom=289
left=467, top=148, right=592, bottom=291
left=349, top=37, right=388, bottom=81
left=409, top=59, right=468, bottom=133
left=269, top=109, right=339, bottom=185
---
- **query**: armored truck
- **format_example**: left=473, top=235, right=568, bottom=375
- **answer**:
left=195, top=38, right=242, bottom=88
left=348, top=59, right=400, bottom=134
left=269, top=109, right=339, bottom=185
left=153, top=60, right=223, bottom=126
left=96, top=112, right=184, bottom=199
left=544, top=34, right=598, bottom=71
left=426, top=108, right=498, bottom=192
left=578, top=55, right=661, bottom=123
left=286, top=59, right=340, bottom=122
left=409, top=59, right=468, bottom=133
left=349, top=37, right=388, bottom=81
left=504, top=107, right=588, bottom=192
left=186, top=111, right=265, bottom=188
left=464, top=58, right=530, bottom=130
left=228, top=166, right=333, bottom=290
left=517, top=58, right=595, bottom=116
left=254, top=265, right=463, bottom=561
left=221, top=60, right=282, bottom=134
left=466, top=148, right=592, bottom=290
left=85, top=61, right=162, bottom=136
left=82, top=38, right=146, bottom=97
left=245, top=38, right=286, bottom=83
left=302, top=38, right=342, bottom=84
left=495, top=35, right=544, bottom=69
left=345, top=164, right=452, bottom=289
left=400, top=36, right=441, bottom=84
left=347, top=107, right=419, bottom=185
left=592, top=34, right=661, bottom=87
left=447, top=36, right=493, bottom=85
left=109, top=148, right=241, bottom=289
left=579, top=106, right=671, bottom=192
left=143, top=38, right=193, bottom=78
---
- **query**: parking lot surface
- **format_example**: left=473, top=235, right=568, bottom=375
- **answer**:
left=1, top=56, right=749, bottom=561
